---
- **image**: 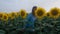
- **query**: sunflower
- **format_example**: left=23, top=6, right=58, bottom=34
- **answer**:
left=19, top=9, right=27, bottom=18
left=13, top=12, right=19, bottom=18
left=8, top=12, right=17, bottom=19
left=16, top=12, right=20, bottom=17
left=2, top=13, right=8, bottom=21
left=35, top=7, right=46, bottom=19
left=46, top=12, right=50, bottom=16
left=0, top=12, right=4, bottom=20
left=49, top=7, right=60, bottom=19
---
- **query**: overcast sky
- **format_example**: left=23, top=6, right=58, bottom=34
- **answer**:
left=0, top=0, right=60, bottom=13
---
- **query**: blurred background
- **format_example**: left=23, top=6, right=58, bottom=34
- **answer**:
left=0, top=0, right=60, bottom=13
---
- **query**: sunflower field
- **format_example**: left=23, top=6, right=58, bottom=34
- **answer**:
left=0, top=7, right=60, bottom=34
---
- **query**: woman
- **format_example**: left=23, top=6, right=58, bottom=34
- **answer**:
left=24, top=6, right=37, bottom=34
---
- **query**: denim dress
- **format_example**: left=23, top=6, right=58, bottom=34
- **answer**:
left=25, top=13, right=36, bottom=30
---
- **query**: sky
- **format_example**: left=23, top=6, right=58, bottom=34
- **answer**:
left=0, top=0, right=60, bottom=13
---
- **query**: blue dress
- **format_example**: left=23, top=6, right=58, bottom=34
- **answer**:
left=25, top=13, right=36, bottom=29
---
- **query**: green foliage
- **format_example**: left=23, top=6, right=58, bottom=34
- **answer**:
left=0, top=16, right=60, bottom=34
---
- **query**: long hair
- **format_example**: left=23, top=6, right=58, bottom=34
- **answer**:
left=32, top=6, right=37, bottom=16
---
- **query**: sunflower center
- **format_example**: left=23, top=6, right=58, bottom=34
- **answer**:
left=21, top=11, right=25, bottom=16
left=12, top=13, right=15, bottom=16
left=47, top=13, right=49, bottom=16
left=37, top=10, right=44, bottom=16
left=51, top=9, right=58, bottom=16
left=4, top=16, right=7, bottom=19
left=0, top=14, right=3, bottom=18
